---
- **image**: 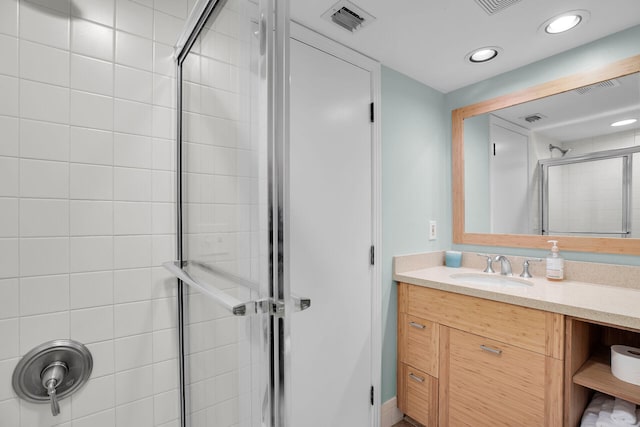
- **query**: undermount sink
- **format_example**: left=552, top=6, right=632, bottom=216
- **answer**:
left=450, top=273, right=533, bottom=287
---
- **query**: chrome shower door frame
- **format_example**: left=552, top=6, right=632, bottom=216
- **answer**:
left=173, top=0, right=291, bottom=425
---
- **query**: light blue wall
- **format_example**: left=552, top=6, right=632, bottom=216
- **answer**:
left=381, top=67, right=448, bottom=401
left=380, top=24, right=640, bottom=402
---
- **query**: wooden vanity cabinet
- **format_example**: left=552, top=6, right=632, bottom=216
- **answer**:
left=397, top=283, right=564, bottom=426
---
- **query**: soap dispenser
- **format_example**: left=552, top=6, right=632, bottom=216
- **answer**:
left=546, top=240, right=564, bottom=281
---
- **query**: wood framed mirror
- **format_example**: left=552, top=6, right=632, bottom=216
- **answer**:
left=452, top=54, right=640, bottom=255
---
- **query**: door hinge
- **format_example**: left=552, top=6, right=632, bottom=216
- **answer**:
left=370, top=385, right=374, bottom=405
left=370, top=245, right=374, bottom=265
left=370, top=102, right=374, bottom=123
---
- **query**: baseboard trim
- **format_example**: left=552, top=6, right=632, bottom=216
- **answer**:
left=381, top=397, right=403, bottom=427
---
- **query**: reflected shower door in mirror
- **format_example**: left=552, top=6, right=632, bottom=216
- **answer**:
left=541, top=149, right=640, bottom=238
left=462, top=70, right=640, bottom=239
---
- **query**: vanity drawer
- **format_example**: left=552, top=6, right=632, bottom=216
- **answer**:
left=399, top=313, right=439, bottom=377
left=442, top=328, right=549, bottom=426
left=406, top=285, right=563, bottom=357
left=399, top=363, right=438, bottom=427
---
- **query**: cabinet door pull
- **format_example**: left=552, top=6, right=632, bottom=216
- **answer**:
left=408, top=373, right=425, bottom=383
left=409, top=322, right=425, bottom=329
left=480, top=345, right=502, bottom=355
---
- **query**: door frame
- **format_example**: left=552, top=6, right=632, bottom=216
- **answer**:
left=290, top=21, right=383, bottom=426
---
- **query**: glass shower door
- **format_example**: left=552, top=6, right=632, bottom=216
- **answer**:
left=167, top=0, right=296, bottom=426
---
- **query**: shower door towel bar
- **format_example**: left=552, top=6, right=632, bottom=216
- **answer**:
left=162, top=261, right=310, bottom=316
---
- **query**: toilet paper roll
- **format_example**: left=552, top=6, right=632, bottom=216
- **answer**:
left=611, top=345, right=640, bottom=386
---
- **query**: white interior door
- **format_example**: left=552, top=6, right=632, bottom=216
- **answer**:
left=289, top=36, right=374, bottom=426
left=490, top=122, right=530, bottom=234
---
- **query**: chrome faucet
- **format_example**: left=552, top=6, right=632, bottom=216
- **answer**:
left=494, top=255, right=512, bottom=276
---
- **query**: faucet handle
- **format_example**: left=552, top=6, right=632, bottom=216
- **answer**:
left=520, top=258, right=543, bottom=278
left=477, top=253, right=495, bottom=273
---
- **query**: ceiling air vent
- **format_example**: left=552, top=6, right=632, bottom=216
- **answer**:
left=322, top=0, right=375, bottom=33
left=574, top=79, right=620, bottom=95
left=474, top=0, right=523, bottom=15
left=523, top=114, right=544, bottom=123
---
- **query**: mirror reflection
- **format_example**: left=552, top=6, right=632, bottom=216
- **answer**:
left=464, top=72, right=640, bottom=238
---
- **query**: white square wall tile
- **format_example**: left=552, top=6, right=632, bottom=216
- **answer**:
left=114, top=167, right=151, bottom=201
left=153, top=74, right=174, bottom=108
left=115, top=365, right=153, bottom=405
left=71, top=0, right=114, bottom=27
left=151, top=235, right=174, bottom=267
left=114, top=202, right=151, bottom=235
left=85, top=340, right=115, bottom=378
left=152, top=297, right=176, bottom=331
left=114, top=235, right=151, bottom=269
left=0, top=34, right=18, bottom=76
left=19, top=274, right=69, bottom=316
left=115, top=397, right=154, bottom=427
left=0, top=239, right=19, bottom=279
left=152, top=138, right=174, bottom=171
left=20, top=199, right=69, bottom=237
left=20, top=311, right=69, bottom=354
left=114, top=333, right=152, bottom=371
left=69, top=409, right=115, bottom=427
left=0, top=116, right=19, bottom=156
left=71, top=18, right=113, bottom=61
left=20, top=159, right=69, bottom=199
left=70, top=90, right=114, bottom=131
left=0, top=279, right=18, bottom=319
left=0, top=157, right=19, bottom=197
left=0, top=0, right=17, bottom=37
left=114, top=99, right=152, bottom=136
left=71, top=374, right=115, bottom=419
left=70, top=127, right=113, bottom=165
left=19, top=3, right=69, bottom=49
left=115, top=0, right=152, bottom=39
left=19, top=40, right=69, bottom=86
left=70, top=271, right=113, bottom=309
left=153, top=11, right=184, bottom=47
left=70, top=200, right=113, bottom=236
left=152, top=105, right=174, bottom=139
left=70, top=163, right=113, bottom=200
left=0, top=318, right=19, bottom=359
left=152, top=328, right=177, bottom=362
left=70, top=306, right=114, bottom=343
left=114, top=300, right=152, bottom=337
left=152, top=170, right=174, bottom=202
left=19, top=237, right=69, bottom=277
left=69, top=200, right=113, bottom=236
left=114, top=268, right=151, bottom=303
left=20, top=119, right=69, bottom=162
left=115, top=65, right=153, bottom=104
left=153, top=389, right=179, bottom=425
left=19, top=80, right=69, bottom=123
left=113, top=132, right=152, bottom=168
left=0, top=199, right=18, bottom=237
left=0, top=358, right=18, bottom=400
left=116, top=31, right=152, bottom=71
left=153, top=42, right=175, bottom=77
left=70, top=236, right=114, bottom=273
left=152, top=203, right=174, bottom=235
left=71, top=54, right=114, bottom=96
left=153, top=359, right=178, bottom=393
left=0, top=75, right=18, bottom=116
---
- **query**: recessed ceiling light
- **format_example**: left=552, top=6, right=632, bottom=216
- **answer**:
left=541, top=10, right=590, bottom=34
left=465, top=47, right=502, bottom=64
left=611, top=119, right=637, bottom=127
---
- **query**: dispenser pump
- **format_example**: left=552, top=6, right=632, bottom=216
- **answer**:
left=546, top=240, right=564, bottom=281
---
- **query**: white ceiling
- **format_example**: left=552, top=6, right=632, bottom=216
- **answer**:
left=290, top=0, right=640, bottom=93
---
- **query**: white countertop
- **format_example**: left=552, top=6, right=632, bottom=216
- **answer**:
left=394, top=266, right=640, bottom=330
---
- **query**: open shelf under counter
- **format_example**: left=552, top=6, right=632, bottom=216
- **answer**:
left=573, top=349, right=640, bottom=405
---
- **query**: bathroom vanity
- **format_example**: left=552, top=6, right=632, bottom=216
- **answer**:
left=394, top=253, right=640, bottom=427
